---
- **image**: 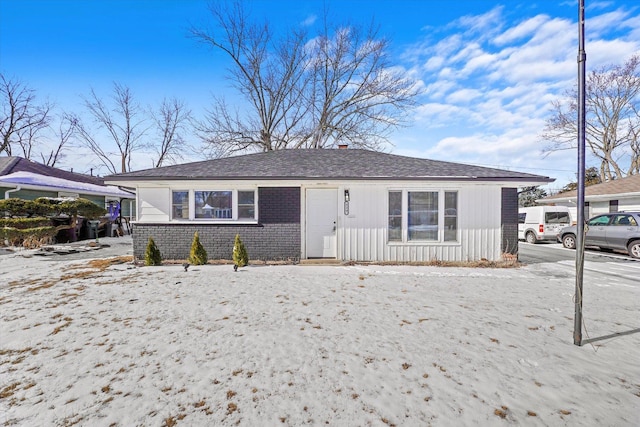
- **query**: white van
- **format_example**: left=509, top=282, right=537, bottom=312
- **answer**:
left=518, top=206, right=572, bottom=243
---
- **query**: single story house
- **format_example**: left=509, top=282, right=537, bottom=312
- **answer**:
left=105, top=148, right=553, bottom=262
left=0, top=156, right=136, bottom=219
left=537, top=174, right=640, bottom=221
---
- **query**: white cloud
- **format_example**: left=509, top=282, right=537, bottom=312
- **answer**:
left=301, top=14, right=317, bottom=27
left=396, top=2, right=637, bottom=188
left=493, top=14, right=550, bottom=45
left=445, top=88, right=482, bottom=104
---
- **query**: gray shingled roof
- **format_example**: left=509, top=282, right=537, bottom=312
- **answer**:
left=541, top=173, right=640, bottom=201
left=0, top=156, right=106, bottom=186
left=105, top=149, right=553, bottom=183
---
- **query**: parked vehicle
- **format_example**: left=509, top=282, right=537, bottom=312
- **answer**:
left=518, top=206, right=572, bottom=244
left=557, top=211, right=640, bottom=258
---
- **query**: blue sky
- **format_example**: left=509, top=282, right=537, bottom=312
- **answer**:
left=1, top=0, right=639, bottom=190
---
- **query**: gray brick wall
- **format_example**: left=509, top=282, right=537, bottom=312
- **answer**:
left=501, top=188, right=518, bottom=256
left=132, top=187, right=301, bottom=262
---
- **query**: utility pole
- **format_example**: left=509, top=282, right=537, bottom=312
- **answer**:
left=574, top=0, right=587, bottom=346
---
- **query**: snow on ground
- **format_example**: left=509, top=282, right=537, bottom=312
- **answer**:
left=1, top=237, right=639, bottom=426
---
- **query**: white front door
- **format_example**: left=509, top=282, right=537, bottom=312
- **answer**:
left=306, top=188, right=338, bottom=258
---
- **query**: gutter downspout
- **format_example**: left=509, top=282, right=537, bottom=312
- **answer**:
left=4, top=186, right=21, bottom=200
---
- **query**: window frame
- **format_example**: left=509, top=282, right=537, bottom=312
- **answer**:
left=171, top=189, right=258, bottom=222
left=171, top=190, right=190, bottom=220
left=387, top=189, right=459, bottom=244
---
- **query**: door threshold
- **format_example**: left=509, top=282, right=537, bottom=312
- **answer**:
left=299, top=258, right=341, bottom=265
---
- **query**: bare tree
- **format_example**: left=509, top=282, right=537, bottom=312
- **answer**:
left=0, top=73, right=52, bottom=157
left=75, top=83, right=148, bottom=174
left=542, top=55, right=640, bottom=181
left=192, top=1, right=420, bottom=155
left=192, top=1, right=309, bottom=155
left=40, top=113, right=77, bottom=167
left=299, top=18, right=419, bottom=150
left=151, top=97, right=191, bottom=167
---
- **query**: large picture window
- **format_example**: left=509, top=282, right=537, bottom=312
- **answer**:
left=195, top=191, right=232, bottom=219
left=388, top=190, right=458, bottom=243
left=408, top=191, right=438, bottom=241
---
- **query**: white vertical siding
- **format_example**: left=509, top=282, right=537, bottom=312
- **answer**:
left=622, top=197, right=640, bottom=211
left=590, top=202, right=609, bottom=216
left=338, top=183, right=503, bottom=262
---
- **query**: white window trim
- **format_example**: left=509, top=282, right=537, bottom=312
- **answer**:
left=387, top=189, right=459, bottom=244
left=171, top=189, right=258, bottom=223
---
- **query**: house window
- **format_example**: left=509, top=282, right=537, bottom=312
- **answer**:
left=388, top=190, right=458, bottom=243
left=408, top=191, right=438, bottom=241
left=388, top=191, right=402, bottom=241
left=172, top=191, right=189, bottom=219
left=238, top=191, right=255, bottom=219
left=444, top=191, right=458, bottom=241
left=195, top=191, right=232, bottom=219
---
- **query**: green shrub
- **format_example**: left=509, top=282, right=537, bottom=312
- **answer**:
left=1, top=226, right=57, bottom=247
left=0, top=217, right=52, bottom=229
left=144, top=237, right=162, bottom=266
left=232, top=234, right=249, bottom=271
left=188, top=231, right=208, bottom=265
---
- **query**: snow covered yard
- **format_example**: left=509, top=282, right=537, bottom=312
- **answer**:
left=1, top=247, right=639, bottom=426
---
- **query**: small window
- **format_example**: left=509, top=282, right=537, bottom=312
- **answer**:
left=238, top=191, right=256, bottom=219
left=195, top=191, right=232, bottom=219
left=545, top=211, right=570, bottom=224
left=172, top=191, right=189, bottom=219
left=444, top=191, right=457, bottom=242
left=388, top=191, right=402, bottom=241
left=609, top=200, right=619, bottom=213
left=518, top=213, right=526, bottom=224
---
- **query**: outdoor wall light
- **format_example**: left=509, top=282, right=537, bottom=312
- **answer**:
left=344, top=189, right=350, bottom=215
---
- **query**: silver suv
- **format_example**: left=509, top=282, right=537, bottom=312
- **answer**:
left=558, top=211, right=640, bottom=258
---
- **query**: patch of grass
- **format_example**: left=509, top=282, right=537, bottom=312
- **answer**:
left=494, top=406, right=509, bottom=419
left=0, top=382, right=20, bottom=399
left=227, top=402, right=238, bottom=415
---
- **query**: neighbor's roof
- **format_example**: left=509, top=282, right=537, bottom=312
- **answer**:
left=540, top=173, right=640, bottom=202
left=0, top=171, right=135, bottom=198
left=105, top=149, right=553, bottom=183
left=0, top=156, right=105, bottom=186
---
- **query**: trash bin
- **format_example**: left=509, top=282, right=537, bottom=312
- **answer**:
left=88, top=220, right=100, bottom=239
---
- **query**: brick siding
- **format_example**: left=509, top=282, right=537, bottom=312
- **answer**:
left=132, top=187, right=301, bottom=261
left=501, top=188, right=519, bottom=256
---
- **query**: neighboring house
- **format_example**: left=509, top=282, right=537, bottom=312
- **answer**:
left=0, top=156, right=136, bottom=221
left=537, top=174, right=640, bottom=221
left=105, top=148, right=553, bottom=262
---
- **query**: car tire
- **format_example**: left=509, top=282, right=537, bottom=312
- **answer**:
left=525, top=231, right=537, bottom=244
left=627, top=240, right=640, bottom=259
left=562, top=234, right=576, bottom=249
